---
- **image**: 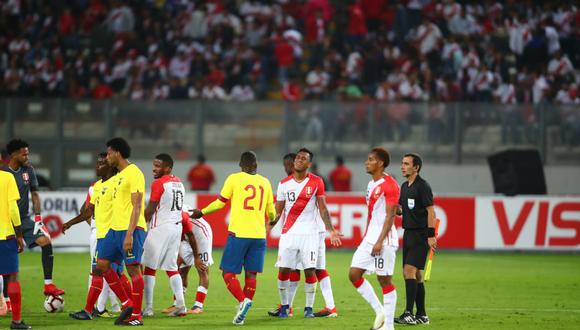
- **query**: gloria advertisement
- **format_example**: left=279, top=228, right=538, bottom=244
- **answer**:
left=37, top=192, right=579, bottom=251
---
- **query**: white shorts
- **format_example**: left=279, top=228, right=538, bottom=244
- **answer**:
left=179, top=227, right=214, bottom=268
left=276, top=233, right=319, bottom=269
left=350, top=241, right=397, bottom=276
left=295, top=232, right=326, bottom=270
left=142, top=222, right=182, bottom=271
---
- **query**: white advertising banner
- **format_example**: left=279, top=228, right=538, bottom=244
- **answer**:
left=39, top=191, right=92, bottom=249
left=475, top=196, right=580, bottom=250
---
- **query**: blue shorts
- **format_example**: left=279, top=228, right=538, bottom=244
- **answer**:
left=99, top=228, right=146, bottom=266
left=0, top=238, right=18, bottom=275
left=220, top=235, right=266, bottom=274
left=93, top=239, right=123, bottom=273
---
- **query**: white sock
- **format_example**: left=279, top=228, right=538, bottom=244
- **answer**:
left=0, top=277, right=3, bottom=297
left=383, top=287, right=397, bottom=327
left=169, top=274, right=185, bottom=308
left=278, top=279, right=289, bottom=306
left=144, top=275, right=156, bottom=310
left=305, top=281, right=317, bottom=308
left=44, top=279, right=53, bottom=285
left=288, top=279, right=299, bottom=307
left=319, top=275, right=336, bottom=309
left=109, top=287, right=120, bottom=311
left=356, top=279, right=383, bottom=314
left=194, top=286, right=208, bottom=308
left=87, top=275, right=91, bottom=292
left=96, top=281, right=111, bottom=312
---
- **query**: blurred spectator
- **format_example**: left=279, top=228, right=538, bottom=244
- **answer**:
left=106, top=0, right=135, bottom=34
left=448, top=8, right=475, bottom=36
left=0, top=149, right=9, bottom=165
left=230, top=81, right=255, bottom=102
left=328, top=155, right=352, bottom=192
left=305, top=65, right=330, bottom=99
left=187, top=154, right=215, bottom=191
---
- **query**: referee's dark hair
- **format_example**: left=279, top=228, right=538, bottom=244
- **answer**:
left=106, top=137, right=131, bottom=158
left=298, top=148, right=314, bottom=161
left=155, top=153, right=174, bottom=168
left=371, top=147, right=390, bottom=169
left=404, top=153, right=423, bottom=172
left=6, top=139, right=29, bottom=155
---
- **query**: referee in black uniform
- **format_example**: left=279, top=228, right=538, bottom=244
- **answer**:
left=395, top=153, right=436, bottom=325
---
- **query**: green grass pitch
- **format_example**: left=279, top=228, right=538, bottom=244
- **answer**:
left=2, top=250, right=579, bottom=329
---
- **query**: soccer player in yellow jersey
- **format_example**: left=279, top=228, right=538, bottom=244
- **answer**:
left=191, top=151, right=275, bottom=325
left=0, top=170, right=31, bottom=329
left=70, top=138, right=145, bottom=326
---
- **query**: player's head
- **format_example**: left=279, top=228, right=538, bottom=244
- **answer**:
left=294, top=148, right=313, bottom=173
left=153, top=153, right=173, bottom=179
left=106, top=137, right=131, bottom=167
left=335, top=155, right=344, bottom=165
left=6, top=139, right=30, bottom=167
left=402, top=153, right=422, bottom=178
left=366, top=147, right=390, bottom=175
left=283, top=153, right=296, bottom=176
left=96, top=152, right=117, bottom=179
left=197, top=154, right=206, bottom=163
left=239, top=151, right=257, bottom=173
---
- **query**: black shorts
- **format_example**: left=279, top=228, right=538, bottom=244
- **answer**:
left=21, top=216, right=48, bottom=248
left=402, top=229, right=429, bottom=270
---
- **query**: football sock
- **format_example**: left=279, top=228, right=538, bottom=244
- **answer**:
left=316, top=269, right=336, bottom=309
left=382, top=284, right=396, bottom=326
left=41, top=245, right=54, bottom=281
left=416, top=282, right=426, bottom=316
left=96, top=281, right=111, bottom=312
left=131, top=274, right=144, bottom=316
left=120, top=273, right=133, bottom=298
left=103, top=269, right=130, bottom=305
left=278, top=272, right=290, bottom=306
left=305, top=275, right=317, bottom=308
left=167, top=271, right=185, bottom=308
left=143, top=268, right=156, bottom=310
left=194, top=286, right=208, bottom=308
left=7, top=282, right=21, bottom=322
left=84, top=275, right=103, bottom=313
left=405, top=279, right=417, bottom=313
left=352, top=278, right=382, bottom=314
left=243, top=276, right=257, bottom=300
left=288, top=271, right=300, bottom=307
left=223, top=273, right=245, bottom=303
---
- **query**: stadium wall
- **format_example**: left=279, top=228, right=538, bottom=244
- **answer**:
left=40, top=192, right=579, bottom=251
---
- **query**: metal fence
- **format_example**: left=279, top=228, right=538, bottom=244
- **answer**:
left=1, top=99, right=578, bottom=188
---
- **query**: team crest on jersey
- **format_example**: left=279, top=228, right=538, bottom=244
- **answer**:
left=305, top=186, right=313, bottom=198
left=22, top=172, right=29, bottom=182
left=373, top=186, right=382, bottom=199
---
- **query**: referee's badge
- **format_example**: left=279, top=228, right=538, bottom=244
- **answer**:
left=22, top=172, right=29, bottom=183
left=407, top=198, right=415, bottom=210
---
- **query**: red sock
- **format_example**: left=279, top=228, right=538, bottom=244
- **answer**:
left=7, top=282, right=21, bottom=322
left=166, top=270, right=179, bottom=277
left=195, top=289, right=207, bottom=305
left=84, top=275, right=103, bottom=313
left=103, top=268, right=130, bottom=304
left=120, top=273, right=133, bottom=298
left=315, top=269, right=329, bottom=281
left=289, top=270, right=301, bottom=282
left=243, top=277, right=257, bottom=300
left=223, top=273, right=245, bottom=302
left=131, top=275, right=144, bottom=316
left=144, top=268, right=156, bottom=276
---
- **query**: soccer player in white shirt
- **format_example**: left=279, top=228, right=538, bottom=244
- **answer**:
left=268, top=148, right=341, bottom=318
left=349, top=148, right=400, bottom=330
left=142, top=154, right=188, bottom=317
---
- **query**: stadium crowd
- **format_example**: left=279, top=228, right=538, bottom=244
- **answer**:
left=0, top=0, right=578, bottom=106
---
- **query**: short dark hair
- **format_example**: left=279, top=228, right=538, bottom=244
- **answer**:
left=298, top=148, right=314, bottom=161
left=197, top=154, right=206, bottom=162
left=156, top=153, right=174, bottom=168
left=404, top=153, right=423, bottom=172
left=240, top=151, right=257, bottom=167
left=6, top=139, right=29, bottom=155
left=371, top=147, right=390, bottom=168
left=335, top=155, right=344, bottom=165
left=106, top=137, right=131, bottom=158
left=283, top=153, right=296, bottom=162
left=97, top=152, right=107, bottom=159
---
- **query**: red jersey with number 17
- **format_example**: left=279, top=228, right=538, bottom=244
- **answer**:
left=149, top=174, right=185, bottom=229
left=276, top=173, right=325, bottom=235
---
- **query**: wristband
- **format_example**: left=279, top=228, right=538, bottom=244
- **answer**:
left=34, top=214, right=42, bottom=222
left=427, top=227, right=435, bottom=238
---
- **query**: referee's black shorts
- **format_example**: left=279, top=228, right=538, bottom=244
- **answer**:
left=402, top=229, right=430, bottom=270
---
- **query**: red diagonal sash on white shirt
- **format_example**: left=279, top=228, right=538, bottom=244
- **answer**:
left=282, top=179, right=318, bottom=234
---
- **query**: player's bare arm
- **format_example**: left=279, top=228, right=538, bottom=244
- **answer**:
left=372, top=204, right=398, bottom=256
left=62, top=202, right=94, bottom=234
left=124, top=191, right=143, bottom=253
left=195, top=195, right=228, bottom=218
left=144, top=200, right=159, bottom=223
left=427, top=205, right=437, bottom=250
left=317, top=196, right=342, bottom=247
left=268, top=200, right=286, bottom=231
left=186, top=231, right=207, bottom=272
left=31, top=190, right=41, bottom=215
